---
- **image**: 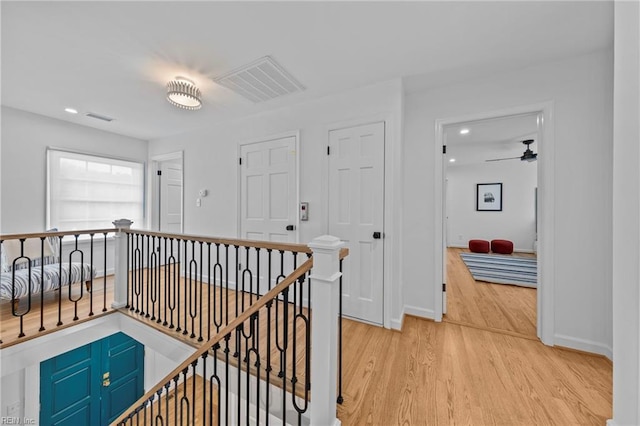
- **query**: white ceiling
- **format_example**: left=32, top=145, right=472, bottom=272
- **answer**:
left=445, top=113, right=539, bottom=166
left=1, top=1, right=613, bottom=140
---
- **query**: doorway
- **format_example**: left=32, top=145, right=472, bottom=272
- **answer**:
left=328, top=121, right=385, bottom=325
left=443, top=113, right=539, bottom=337
left=238, top=133, right=299, bottom=243
left=40, top=332, right=144, bottom=426
left=152, top=152, right=184, bottom=234
left=435, top=102, right=555, bottom=345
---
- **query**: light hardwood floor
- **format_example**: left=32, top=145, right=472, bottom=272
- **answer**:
left=444, top=247, right=537, bottom=337
left=3, top=267, right=612, bottom=425
left=337, top=316, right=612, bottom=425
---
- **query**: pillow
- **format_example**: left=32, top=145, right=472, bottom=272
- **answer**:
left=2, top=237, right=56, bottom=269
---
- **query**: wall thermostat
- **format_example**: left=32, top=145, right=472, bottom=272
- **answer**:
left=198, top=189, right=208, bottom=197
left=300, top=202, right=309, bottom=221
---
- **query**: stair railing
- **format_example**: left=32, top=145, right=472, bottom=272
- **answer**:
left=111, top=235, right=346, bottom=426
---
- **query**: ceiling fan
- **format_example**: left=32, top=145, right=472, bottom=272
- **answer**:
left=486, top=139, right=537, bottom=162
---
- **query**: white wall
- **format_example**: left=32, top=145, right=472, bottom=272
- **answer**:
left=610, top=2, right=640, bottom=425
left=446, top=160, right=537, bottom=252
left=403, top=49, right=614, bottom=354
left=148, top=79, right=405, bottom=325
left=0, top=107, right=148, bottom=234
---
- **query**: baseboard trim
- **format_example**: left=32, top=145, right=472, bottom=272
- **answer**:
left=404, top=305, right=434, bottom=319
left=554, top=333, right=612, bottom=360
left=391, top=307, right=405, bottom=330
left=605, top=419, right=619, bottom=426
left=391, top=305, right=434, bottom=331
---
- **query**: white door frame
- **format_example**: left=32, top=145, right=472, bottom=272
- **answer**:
left=150, top=151, right=184, bottom=233
left=324, top=113, right=400, bottom=330
left=236, top=130, right=300, bottom=242
left=434, top=101, right=555, bottom=346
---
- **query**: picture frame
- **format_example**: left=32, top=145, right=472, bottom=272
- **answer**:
left=476, top=183, right=502, bottom=211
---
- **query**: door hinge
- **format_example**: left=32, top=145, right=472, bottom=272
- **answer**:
left=239, top=157, right=242, bottom=165
left=442, top=145, right=447, bottom=154
left=157, top=170, right=162, bottom=176
left=327, top=146, right=330, bottom=155
left=442, top=283, right=446, bottom=292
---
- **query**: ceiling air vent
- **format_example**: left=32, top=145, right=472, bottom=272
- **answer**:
left=213, top=56, right=305, bottom=103
left=85, top=112, right=114, bottom=122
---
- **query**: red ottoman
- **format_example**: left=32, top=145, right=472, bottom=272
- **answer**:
left=491, top=239, right=514, bottom=254
left=469, top=239, right=490, bottom=253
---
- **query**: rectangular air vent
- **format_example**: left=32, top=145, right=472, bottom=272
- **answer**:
left=85, top=112, right=114, bottom=122
left=213, top=56, right=305, bottom=103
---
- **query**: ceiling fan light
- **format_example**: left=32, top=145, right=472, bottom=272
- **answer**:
left=166, top=77, right=202, bottom=110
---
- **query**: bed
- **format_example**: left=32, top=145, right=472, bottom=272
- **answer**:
left=0, top=232, right=95, bottom=310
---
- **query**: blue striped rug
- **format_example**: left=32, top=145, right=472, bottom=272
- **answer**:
left=460, top=252, right=537, bottom=288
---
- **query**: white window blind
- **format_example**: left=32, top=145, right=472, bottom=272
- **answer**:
left=47, top=149, right=145, bottom=231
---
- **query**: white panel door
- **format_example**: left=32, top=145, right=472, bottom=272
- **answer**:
left=160, top=160, right=183, bottom=233
left=240, top=136, right=297, bottom=243
left=329, top=122, right=385, bottom=325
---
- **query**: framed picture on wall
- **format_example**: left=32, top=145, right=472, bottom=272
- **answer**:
left=476, top=183, right=502, bottom=211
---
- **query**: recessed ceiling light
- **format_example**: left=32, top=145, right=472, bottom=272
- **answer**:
left=65, top=108, right=78, bottom=114
left=459, top=128, right=470, bottom=135
left=449, top=158, right=456, bottom=163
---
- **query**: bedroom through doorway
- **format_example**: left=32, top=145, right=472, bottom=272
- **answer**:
left=442, top=112, right=540, bottom=338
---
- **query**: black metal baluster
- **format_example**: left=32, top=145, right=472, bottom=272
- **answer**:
left=103, top=232, right=108, bottom=313
left=242, top=247, right=252, bottom=312
left=255, top=248, right=261, bottom=299
left=292, top=274, right=310, bottom=424
left=201, top=352, right=207, bottom=426
left=267, top=249, right=272, bottom=291
left=13, top=239, right=32, bottom=338
left=139, top=233, right=145, bottom=316
left=338, top=258, right=344, bottom=404
left=68, top=235, right=84, bottom=321
left=57, top=236, right=63, bottom=326
left=206, top=242, right=211, bottom=341
left=265, top=301, right=272, bottom=426
left=126, top=233, right=131, bottom=310
left=224, top=244, right=229, bottom=326
left=163, top=237, right=169, bottom=326
left=150, top=236, right=158, bottom=321
left=168, top=238, right=176, bottom=329
left=145, top=234, right=150, bottom=318
left=176, top=239, right=182, bottom=333
left=214, top=244, right=223, bottom=334
left=234, top=245, right=239, bottom=318
left=39, top=237, right=46, bottom=331
left=224, top=334, right=231, bottom=426
left=198, top=241, right=204, bottom=341
left=88, top=234, right=94, bottom=316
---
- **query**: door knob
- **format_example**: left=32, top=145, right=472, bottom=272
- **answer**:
left=286, top=225, right=296, bottom=231
left=373, top=232, right=383, bottom=239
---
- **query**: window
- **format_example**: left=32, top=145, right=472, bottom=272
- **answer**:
left=47, top=149, right=145, bottom=231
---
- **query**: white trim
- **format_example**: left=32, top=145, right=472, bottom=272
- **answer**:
left=606, top=420, right=620, bottom=426
left=404, top=305, right=435, bottom=319
left=554, top=333, right=613, bottom=360
left=150, top=151, right=184, bottom=234
left=237, top=131, right=300, bottom=243
left=434, top=102, right=555, bottom=346
left=324, top=112, right=400, bottom=330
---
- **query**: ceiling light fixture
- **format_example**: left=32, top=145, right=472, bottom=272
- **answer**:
left=65, top=108, right=78, bottom=114
left=459, top=128, right=470, bottom=135
left=449, top=158, right=456, bottom=163
left=166, top=77, right=202, bottom=110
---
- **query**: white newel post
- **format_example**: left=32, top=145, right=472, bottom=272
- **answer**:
left=308, top=235, right=344, bottom=426
left=112, top=218, right=133, bottom=309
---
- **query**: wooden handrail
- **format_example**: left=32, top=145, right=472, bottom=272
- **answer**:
left=0, top=229, right=116, bottom=241
left=1, top=228, right=350, bottom=261
left=110, top=256, right=315, bottom=426
left=124, top=228, right=313, bottom=254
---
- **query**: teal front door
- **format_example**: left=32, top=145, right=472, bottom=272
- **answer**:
left=40, top=332, right=144, bottom=426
